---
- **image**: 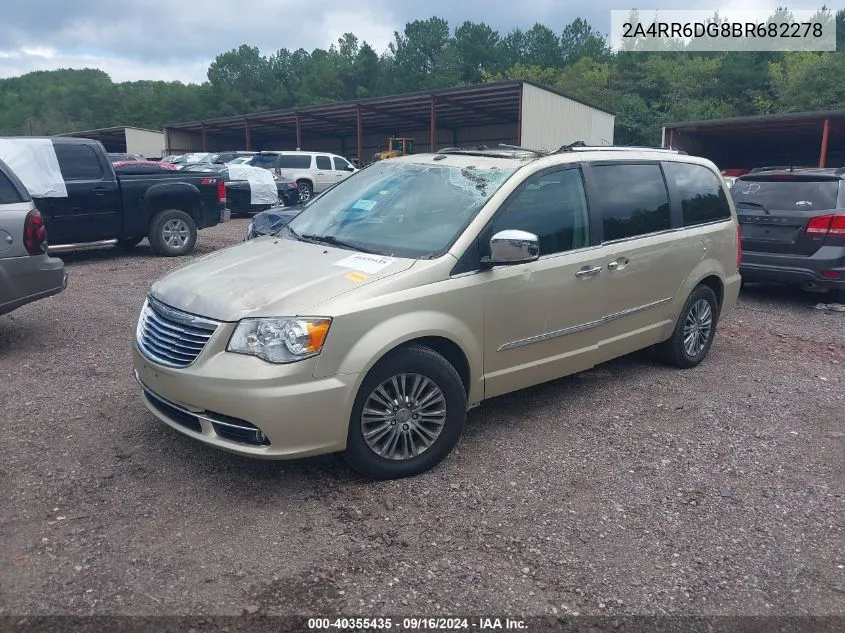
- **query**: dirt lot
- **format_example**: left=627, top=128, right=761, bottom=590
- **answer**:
left=1, top=219, right=843, bottom=618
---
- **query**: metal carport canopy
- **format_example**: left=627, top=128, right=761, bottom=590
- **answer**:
left=664, top=109, right=845, bottom=169
left=164, top=80, right=613, bottom=161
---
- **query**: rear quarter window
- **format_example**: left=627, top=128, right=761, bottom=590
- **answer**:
left=277, top=155, right=312, bottom=169
left=0, top=170, right=26, bottom=204
left=663, top=162, right=732, bottom=226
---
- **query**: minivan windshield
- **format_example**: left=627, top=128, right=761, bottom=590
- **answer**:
left=285, top=160, right=516, bottom=258
left=731, top=177, right=840, bottom=212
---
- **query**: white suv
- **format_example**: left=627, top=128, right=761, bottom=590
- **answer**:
left=248, top=151, right=357, bottom=202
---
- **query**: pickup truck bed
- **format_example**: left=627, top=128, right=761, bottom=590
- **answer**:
left=0, top=137, right=229, bottom=257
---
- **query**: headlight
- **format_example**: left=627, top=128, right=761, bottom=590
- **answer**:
left=227, top=317, right=331, bottom=363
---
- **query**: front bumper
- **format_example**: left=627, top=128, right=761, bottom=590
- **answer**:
left=740, top=245, right=845, bottom=289
left=132, top=343, right=359, bottom=459
left=0, top=253, right=67, bottom=316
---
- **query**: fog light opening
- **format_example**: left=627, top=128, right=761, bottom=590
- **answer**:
left=255, top=429, right=267, bottom=444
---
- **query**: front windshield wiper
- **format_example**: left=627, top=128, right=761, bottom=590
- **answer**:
left=299, top=233, right=381, bottom=254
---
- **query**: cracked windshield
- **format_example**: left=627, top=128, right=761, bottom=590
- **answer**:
left=285, top=161, right=516, bottom=258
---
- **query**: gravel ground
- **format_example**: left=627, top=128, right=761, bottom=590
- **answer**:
left=0, top=219, right=843, bottom=619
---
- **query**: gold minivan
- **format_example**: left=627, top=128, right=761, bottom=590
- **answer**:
left=133, top=146, right=741, bottom=479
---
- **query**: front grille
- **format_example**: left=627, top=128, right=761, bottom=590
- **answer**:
left=136, top=297, right=219, bottom=368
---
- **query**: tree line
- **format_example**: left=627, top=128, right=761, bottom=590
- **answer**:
left=1, top=9, right=843, bottom=146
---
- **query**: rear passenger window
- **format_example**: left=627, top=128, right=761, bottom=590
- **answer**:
left=54, top=144, right=103, bottom=180
left=485, top=168, right=590, bottom=256
left=592, top=164, right=671, bottom=241
left=276, top=155, right=312, bottom=169
left=664, top=162, right=731, bottom=225
left=0, top=171, right=25, bottom=204
left=315, top=155, right=332, bottom=170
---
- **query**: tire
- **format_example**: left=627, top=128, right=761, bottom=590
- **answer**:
left=656, top=284, right=720, bottom=369
left=343, top=345, right=467, bottom=480
left=148, top=209, right=197, bottom=257
left=116, top=236, right=143, bottom=250
left=296, top=180, right=313, bottom=203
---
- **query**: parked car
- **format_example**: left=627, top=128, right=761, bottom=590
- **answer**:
left=182, top=163, right=300, bottom=213
left=248, top=151, right=357, bottom=202
left=211, top=151, right=256, bottom=164
left=731, top=168, right=845, bottom=300
left=170, top=153, right=215, bottom=169
left=133, top=145, right=740, bottom=479
left=0, top=158, right=66, bottom=316
left=113, top=160, right=178, bottom=173
left=108, top=152, right=145, bottom=162
left=0, top=137, right=229, bottom=257
left=244, top=206, right=304, bottom=240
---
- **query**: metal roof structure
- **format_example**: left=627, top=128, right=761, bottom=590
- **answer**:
left=664, top=109, right=845, bottom=169
left=164, top=80, right=613, bottom=139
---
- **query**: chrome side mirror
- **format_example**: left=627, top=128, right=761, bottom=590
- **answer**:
left=487, top=230, right=540, bottom=265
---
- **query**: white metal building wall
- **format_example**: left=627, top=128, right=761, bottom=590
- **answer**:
left=520, top=84, right=614, bottom=150
left=124, top=128, right=165, bottom=158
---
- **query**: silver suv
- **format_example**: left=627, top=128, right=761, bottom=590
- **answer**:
left=134, top=146, right=741, bottom=479
left=249, top=151, right=357, bottom=202
left=0, top=159, right=67, bottom=316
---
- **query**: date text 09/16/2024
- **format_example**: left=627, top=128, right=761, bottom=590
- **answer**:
left=307, top=617, right=527, bottom=630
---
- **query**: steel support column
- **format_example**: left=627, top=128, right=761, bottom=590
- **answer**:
left=244, top=118, right=251, bottom=151
left=295, top=114, right=302, bottom=150
left=201, top=124, right=208, bottom=152
left=819, top=118, right=830, bottom=168
left=430, top=96, right=437, bottom=152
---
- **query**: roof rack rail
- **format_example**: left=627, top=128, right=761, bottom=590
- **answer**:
left=497, top=143, right=549, bottom=156
left=557, top=142, right=685, bottom=154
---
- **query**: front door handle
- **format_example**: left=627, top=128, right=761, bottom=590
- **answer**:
left=575, top=265, right=602, bottom=278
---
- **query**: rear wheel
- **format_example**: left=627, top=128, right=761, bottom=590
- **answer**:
left=296, top=180, right=313, bottom=203
left=343, top=345, right=467, bottom=480
left=656, top=285, right=720, bottom=369
left=148, top=209, right=197, bottom=257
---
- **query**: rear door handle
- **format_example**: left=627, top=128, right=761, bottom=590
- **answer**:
left=575, top=265, right=602, bottom=278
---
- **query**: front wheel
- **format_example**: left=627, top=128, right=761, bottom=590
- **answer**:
left=343, top=345, right=467, bottom=480
left=148, top=209, right=197, bottom=257
left=656, top=284, right=720, bottom=369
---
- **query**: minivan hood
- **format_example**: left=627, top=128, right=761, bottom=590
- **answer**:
left=150, top=237, right=415, bottom=321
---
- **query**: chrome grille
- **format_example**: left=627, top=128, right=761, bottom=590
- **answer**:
left=135, top=297, right=220, bottom=368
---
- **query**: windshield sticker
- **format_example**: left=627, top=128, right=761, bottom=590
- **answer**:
left=335, top=253, right=396, bottom=274
left=345, top=271, right=369, bottom=283
left=352, top=199, right=378, bottom=211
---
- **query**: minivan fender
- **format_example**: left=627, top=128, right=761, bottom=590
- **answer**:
left=314, top=310, right=484, bottom=404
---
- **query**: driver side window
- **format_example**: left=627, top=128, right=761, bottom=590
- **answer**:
left=483, top=168, right=590, bottom=257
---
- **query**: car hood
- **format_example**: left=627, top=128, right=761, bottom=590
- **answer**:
left=149, top=237, right=415, bottom=322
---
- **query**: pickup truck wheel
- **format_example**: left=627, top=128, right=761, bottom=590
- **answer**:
left=116, top=237, right=143, bottom=250
left=296, top=181, right=313, bottom=203
left=149, top=209, right=197, bottom=257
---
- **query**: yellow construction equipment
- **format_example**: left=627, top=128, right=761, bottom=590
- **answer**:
left=373, top=137, right=415, bottom=162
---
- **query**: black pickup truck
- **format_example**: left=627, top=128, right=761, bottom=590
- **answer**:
left=0, top=137, right=229, bottom=256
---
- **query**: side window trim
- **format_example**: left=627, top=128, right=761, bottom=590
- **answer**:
left=582, top=160, right=672, bottom=244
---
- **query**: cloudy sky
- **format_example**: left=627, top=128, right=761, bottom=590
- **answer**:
left=0, top=0, right=824, bottom=83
